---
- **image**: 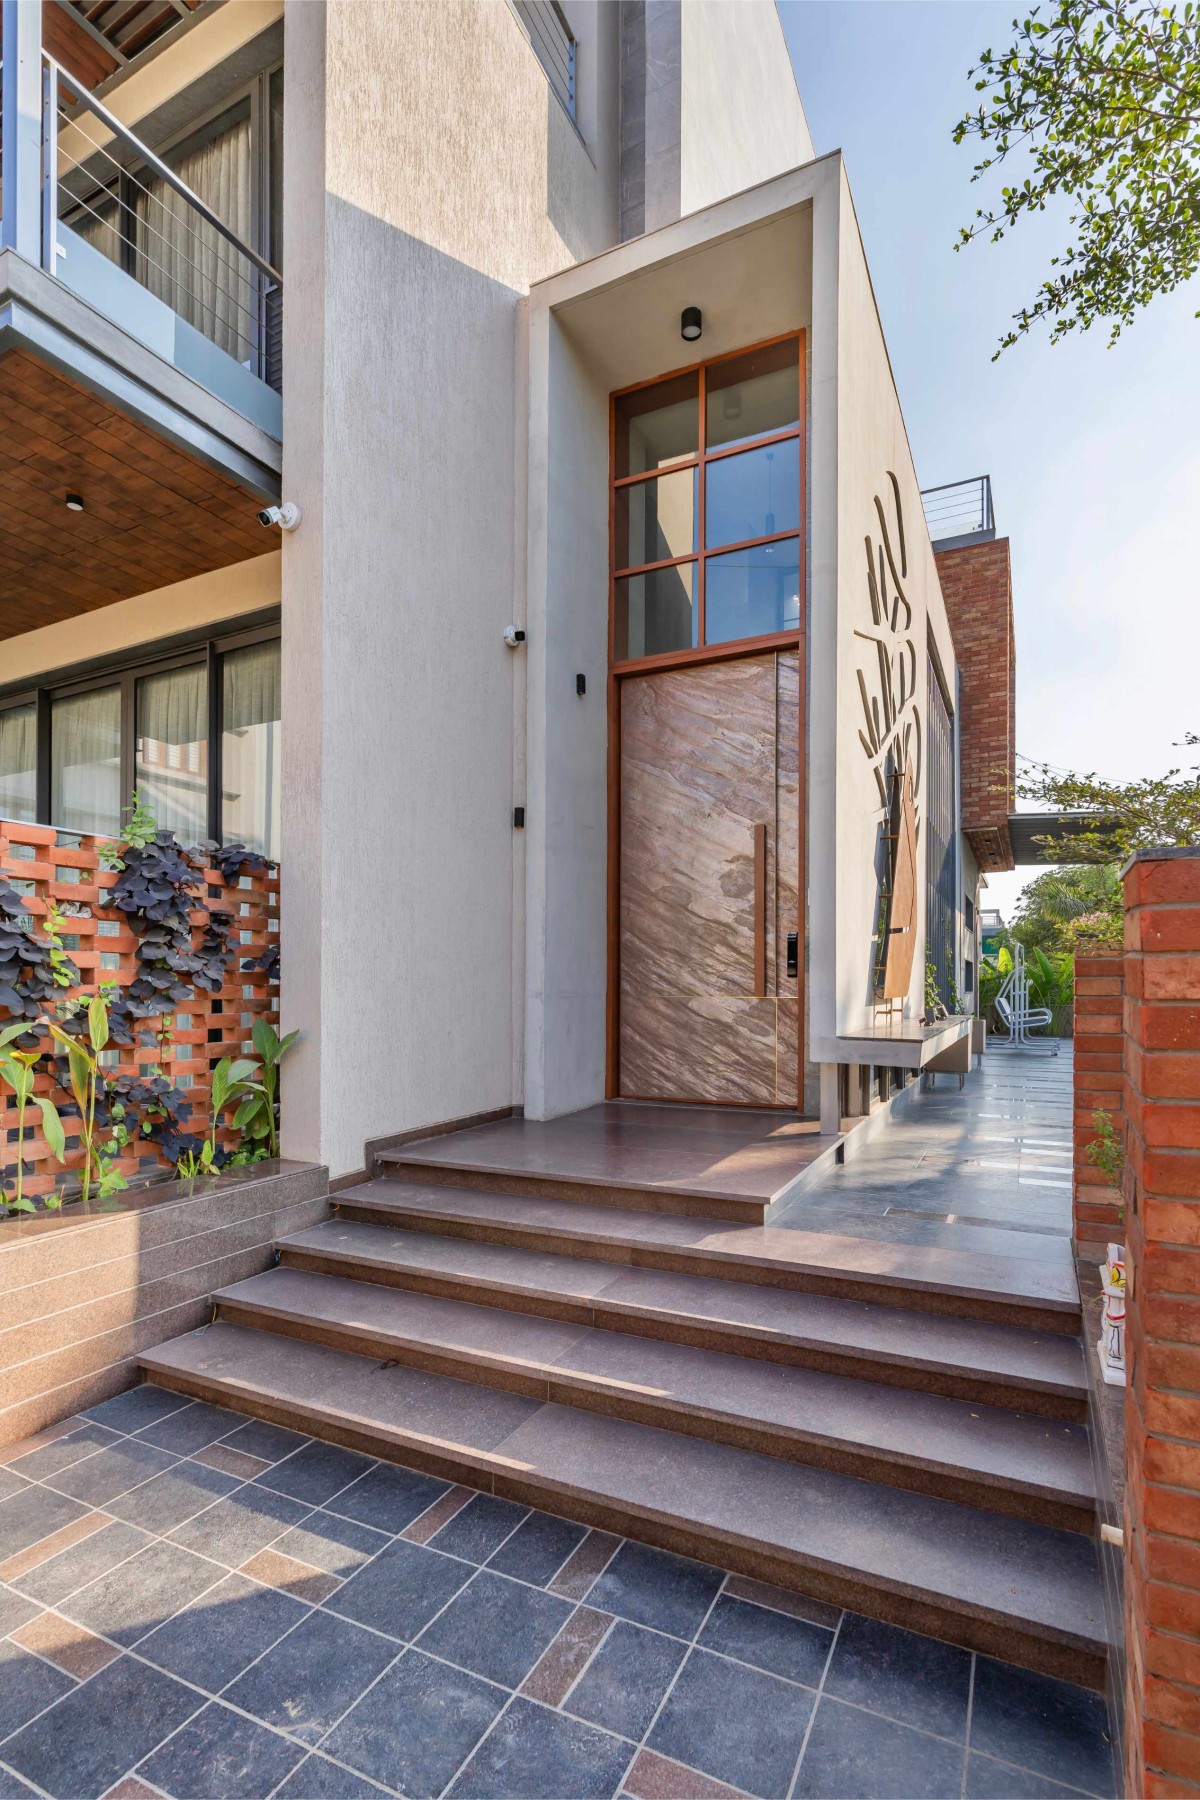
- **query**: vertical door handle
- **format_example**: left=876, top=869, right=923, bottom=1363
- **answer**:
left=753, top=824, right=767, bottom=997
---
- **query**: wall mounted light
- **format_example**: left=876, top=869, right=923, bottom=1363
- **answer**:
left=65, top=493, right=84, bottom=512
left=680, top=307, right=702, bottom=343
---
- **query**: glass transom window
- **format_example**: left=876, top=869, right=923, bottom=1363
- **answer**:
left=612, top=336, right=803, bottom=663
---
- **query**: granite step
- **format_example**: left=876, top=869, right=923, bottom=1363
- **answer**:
left=334, top=1178, right=1083, bottom=1334
left=278, top=1217, right=1089, bottom=1419
left=375, top=1147, right=773, bottom=1224
left=137, top=1322, right=1108, bottom=1690
left=211, top=1265, right=1096, bottom=1530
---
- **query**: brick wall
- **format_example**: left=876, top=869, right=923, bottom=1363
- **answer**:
left=1121, top=848, right=1200, bottom=1798
left=934, top=538, right=1016, bottom=873
left=1074, top=951, right=1127, bottom=1254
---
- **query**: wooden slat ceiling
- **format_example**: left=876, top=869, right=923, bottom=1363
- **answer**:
left=40, top=0, right=212, bottom=93
left=0, top=350, right=272, bottom=642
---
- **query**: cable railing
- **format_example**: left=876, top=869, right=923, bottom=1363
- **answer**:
left=920, top=475, right=995, bottom=546
left=35, top=54, right=282, bottom=392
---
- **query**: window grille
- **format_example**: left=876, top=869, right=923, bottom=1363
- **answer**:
left=512, top=0, right=576, bottom=120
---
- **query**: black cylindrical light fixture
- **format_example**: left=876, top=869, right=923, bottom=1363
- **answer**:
left=680, top=306, right=702, bottom=342
left=65, top=493, right=85, bottom=513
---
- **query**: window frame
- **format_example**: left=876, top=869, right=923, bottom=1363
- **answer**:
left=609, top=331, right=807, bottom=674
left=0, top=619, right=280, bottom=849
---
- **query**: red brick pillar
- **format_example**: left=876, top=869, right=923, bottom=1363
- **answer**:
left=1074, top=951, right=1127, bottom=1254
left=1122, top=848, right=1200, bottom=1798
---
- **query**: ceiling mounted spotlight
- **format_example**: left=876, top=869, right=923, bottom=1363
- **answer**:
left=65, top=493, right=84, bottom=513
left=680, top=306, right=702, bottom=342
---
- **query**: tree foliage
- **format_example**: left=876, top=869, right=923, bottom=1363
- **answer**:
left=1017, top=735, right=1200, bottom=861
left=1010, top=863, right=1123, bottom=950
left=954, top=0, right=1200, bottom=353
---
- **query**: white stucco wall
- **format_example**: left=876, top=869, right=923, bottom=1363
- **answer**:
left=679, top=1, right=814, bottom=216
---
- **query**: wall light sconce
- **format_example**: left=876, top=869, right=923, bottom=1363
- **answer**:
left=680, top=307, right=702, bottom=343
left=65, top=493, right=85, bottom=512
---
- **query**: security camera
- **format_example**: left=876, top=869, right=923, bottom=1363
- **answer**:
left=503, top=625, right=527, bottom=649
left=257, top=502, right=302, bottom=531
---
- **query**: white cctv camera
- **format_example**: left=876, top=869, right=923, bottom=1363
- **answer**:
left=257, top=502, right=302, bottom=531
left=503, top=625, right=527, bottom=649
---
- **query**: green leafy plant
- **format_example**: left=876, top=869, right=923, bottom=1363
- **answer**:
left=99, top=788, right=159, bottom=871
left=42, top=904, right=78, bottom=991
left=0, top=1023, right=66, bottom=1215
left=230, top=1019, right=298, bottom=1160
left=47, top=994, right=127, bottom=1207
left=176, top=1054, right=258, bottom=1181
left=1011, top=865, right=1123, bottom=952
left=924, top=957, right=943, bottom=1018
left=1017, top=736, right=1200, bottom=863
left=955, top=0, right=1200, bottom=353
left=1087, top=1108, right=1126, bottom=1221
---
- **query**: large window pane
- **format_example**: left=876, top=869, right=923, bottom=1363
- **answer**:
left=615, top=371, right=699, bottom=478
left=51, top=688, right=122, bottom=836
left=615, top=468, right=697, bottom=569
left=0, top=704, right=37, bottom=823
left=222, top=641, right=281, bottom=861
left=136, top=664, right=208, bottom=843
left=704, top=539, right=801, bottom=645
left=706, top=338, right=800, bottom=452
left=615, top=564, right=696, bottom=661
left=705, top=438, right=800, bottom=550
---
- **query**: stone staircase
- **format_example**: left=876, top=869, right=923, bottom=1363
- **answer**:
left=139, top=1134, right=1107, bottom=1691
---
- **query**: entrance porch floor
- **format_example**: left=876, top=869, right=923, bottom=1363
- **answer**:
left=0, top=1386, right=1115, bottom=1800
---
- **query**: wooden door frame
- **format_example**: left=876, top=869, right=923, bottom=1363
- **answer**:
left=604, top=331, right=808, bottom=1107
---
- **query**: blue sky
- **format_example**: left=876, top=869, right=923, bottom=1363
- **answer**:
left=777, top=1, right=1200, bottom=915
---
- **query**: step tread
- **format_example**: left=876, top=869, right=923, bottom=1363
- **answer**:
left=139, top=1323, right=1106, bottom=1658
left=216, top=1265, right=1096, bottom=1507
left=281, top=1219, right=1088, bottom=1399
left=336, top=1178, right=1082, bottom=1316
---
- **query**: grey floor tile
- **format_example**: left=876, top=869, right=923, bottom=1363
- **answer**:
left=585, top=1542, right=724, bottom=1640
left=0, top=1472, right=29, bottom=1506
left=648, top=1647, right=814, bottom=1798
left=326, top=1538, right=472, bottom=1641
left=486, top=1510, right=588, bottom=1588
left=136, top=1570, right=310, bottom=1692
left=793, top=1696, right=964, bottom=1800
left=41, top=1439, right=179, bottom=1508
left=449, top=1696, right=632, bottom=1799
left=427, top=1494, right=528, bottom=1564
left=255, top=1443, right=376, bottom=1508
left=0, top=1585, right=41, bottom=1638
left=168, top=1481, right=311, bottom=1568
left=970, top=1657, right=1115, bottom=1797
left=223, top=1605, right=399, bottom=1746
left=273, top=1752, right=395, bottom=1798
left=697, top=1595, right=832, bottom=1688
left=105, top=1457, right=241, bottom=1535
left=415, top=1568, right=574, bottom=1689
left=220, top=1421, right=311, bottom=1465
left=12, top=1521, right=152, bottom=1607
left=0, top=1487, right=90, bottom=1564
left=61, top=1539, right=224, bottom=1649
left=270, top=1510, right=390, bottom=1580
left=139, top=1700, right=307, bottom=1799
left=566, top=1617, right=686, bottom=1741
left=0, top=1653, right=201, bottom=1800
left=8, top=1423, right=121, bottom=1483
left=0, top=1640, right=75, bottom=1740
left=135, top=1402, right=248, bottom=1458
left=322, top=1647, right=506, bottom=1797
left=966, top=1752, right=1088, bottom=1798
left=82, top=1386, right=193, bottom=1434
left=0, top=1760, right=41, bottom=1797
left=328, top=1463, right=450, bottom=1535
left=823, top=1612, right=972, bottom=1740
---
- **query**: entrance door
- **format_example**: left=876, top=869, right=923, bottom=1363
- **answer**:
left=617, top=648, right=800, bottom=1106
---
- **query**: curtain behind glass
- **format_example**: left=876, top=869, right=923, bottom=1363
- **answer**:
left=135, top=110, right=254, bottom=365
left=136, top=665, right=208, bottom=844
left=52, top=689, right=121, bottom=837
left=0, top=704, right=37, bottom=823
left=222, top=642, right=280, bottom=861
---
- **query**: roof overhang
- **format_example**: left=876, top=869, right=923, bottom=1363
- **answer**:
left=1008, top=812, right=1121, bottom=865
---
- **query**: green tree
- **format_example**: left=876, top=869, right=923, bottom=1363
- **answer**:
left=954, top=0, right=1200, bottom=353
left=1010, top=864, right=1123, bottom=951
left=1017, top=736, right=1200, bottom=861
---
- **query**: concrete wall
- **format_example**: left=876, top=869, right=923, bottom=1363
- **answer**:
left=0, top=555, right=279, bottom=686
left=679, top=1, right=814, bottom=215
left=281, top=0, right=621, bottom=1176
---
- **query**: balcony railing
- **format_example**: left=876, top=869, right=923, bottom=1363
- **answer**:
left=920, top=475, right=995, bottom=548
left=1, top=33, right=282, bottom=430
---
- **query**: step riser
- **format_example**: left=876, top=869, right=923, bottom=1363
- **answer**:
left=377, top=1157, right=767, bottom=1225
left=279, top=1243, right=1088, bottom=1422
left=334, top=1200, right=1083, bottom=1337
left=214, top=1296, right=1095, bottom=1534
left=137, top=1364, right=1106, bottom=1693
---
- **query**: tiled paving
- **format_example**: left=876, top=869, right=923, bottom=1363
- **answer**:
left=0, top=1386, right=1115, bottom=1800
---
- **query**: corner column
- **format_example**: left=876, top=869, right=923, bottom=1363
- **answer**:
left=0, top=0, right=43, bottom=264
left=1072, top=950, right=1126, bottom=1255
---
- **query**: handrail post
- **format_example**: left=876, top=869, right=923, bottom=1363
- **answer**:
left=41, top=60, right=59, bottom=273
left=1, top=0, right=44, bottom=263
